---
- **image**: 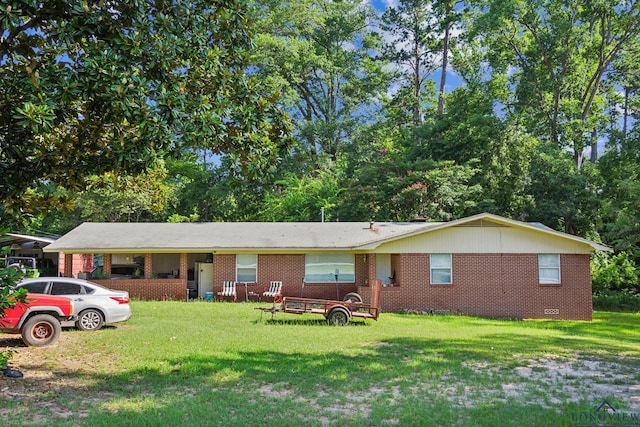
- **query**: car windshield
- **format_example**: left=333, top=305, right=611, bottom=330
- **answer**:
left=7, top=257, right=37, bottom=268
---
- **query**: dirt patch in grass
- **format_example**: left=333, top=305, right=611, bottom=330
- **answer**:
left=463, top=355, right=640, bottom=410
left=0, top=333, right=116, bottom=423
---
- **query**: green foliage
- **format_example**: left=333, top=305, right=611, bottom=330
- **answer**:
left=0, top=350, right=14, bottom=369
left=598, top=132, right=640, bottom=262
left=468, top=0, right=639, bottom=167
left=525, top=146, right=601, bottom=235
left=1, top=0, right=291, bottom=226
left=592, top=292, right=640, bottom=312
left=592, top=251, right=640, bottom=295
left=252, top=0, right=387, bottom=161
left=164, top=157, right=251, bottom=222
left=0, top=266, right=28, bottom=368
left=258, top=169, right=340, bottom=222
left=6, top=0, right=640, bottom=306
left=418, top=84, right=538, bottom=216
left=0, top=267, right=27, bottom=318
left=166, top=213, right=200, bottom=223
left=342, top=146, right=480, bottom=221
left=74, top=160, right=172, bottom=222
left=378, top=0, right=441, bottom=126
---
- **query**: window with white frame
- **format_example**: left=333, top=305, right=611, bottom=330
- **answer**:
left=538, top=254, right=561, bottom=284
left=430, top=254, right=452, bottom=284
left=305, top=254, right=355, bottom=283
left=236, top=254, right=257, bottom=283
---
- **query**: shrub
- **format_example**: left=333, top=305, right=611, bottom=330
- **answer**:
left=592, top=291, right=640, bottom=312
left=0, top=350, right=14, bottom=369
left=592, top=251, right=639, bottom=295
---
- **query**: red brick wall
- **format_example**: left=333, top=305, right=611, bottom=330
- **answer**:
left=358, top=253, right=592, bottom=320
left=61, top=253, right=93, bottom=278
left=79, top=250, right=593, bottom=320
left=213, top=254, right=235, bottom=294
left=208, top=254, right=360, bottom=300
left=93, top=278, right=187, bottom=301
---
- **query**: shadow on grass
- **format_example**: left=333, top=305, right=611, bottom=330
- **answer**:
left=0, top=336, right=24, bottom=348
left=259, top=318, right=372, bottom=327
left=3, top=312, right=639, bottom=426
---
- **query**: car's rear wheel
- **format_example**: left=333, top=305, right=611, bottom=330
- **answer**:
left=21, top=314, right=62, bottom=346
left=76, top=309, right=104, bottom=331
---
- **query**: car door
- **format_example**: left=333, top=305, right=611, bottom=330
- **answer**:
left=49, top=281, right=90, bottom=314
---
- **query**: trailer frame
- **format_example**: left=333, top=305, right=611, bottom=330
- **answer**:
left=257, top=279, right=382, bottom=325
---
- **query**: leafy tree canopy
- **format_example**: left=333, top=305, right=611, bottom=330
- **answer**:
left=1, top=0, right=292, bottom=225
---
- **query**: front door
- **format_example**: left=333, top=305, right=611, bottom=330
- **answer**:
left=196, top=262, right=214, bottom=298
left=375, top=254, right=392, bottom=285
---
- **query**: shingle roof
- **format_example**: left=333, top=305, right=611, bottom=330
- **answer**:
left=44, top=221, right=440, bottom=253
left=43, top=213, right=611, bottom=254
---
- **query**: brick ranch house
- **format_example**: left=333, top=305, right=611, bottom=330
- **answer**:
left=43, top=213, right=611, bottom=320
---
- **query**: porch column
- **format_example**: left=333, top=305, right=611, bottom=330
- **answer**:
left=64, top=253, right=73, bottom=278
left=179, top=253, right=188, bottom=279
left=104, top=254, right=112, bottom=278
left=367, top=253, right=376, bottom=286
left=144, top=253, right=153, bottom=279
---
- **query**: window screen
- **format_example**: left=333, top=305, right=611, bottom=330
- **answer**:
left=539, top=254, right=561, bottom=284
left=305, top=254, right=355, bottom=283
left=236, top=254, right=257, bottom=283
left=430, top=254, right=452, bottom=284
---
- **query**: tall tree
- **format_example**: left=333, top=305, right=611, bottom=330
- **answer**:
left=340, top=145, right=480, bottom=222
left=609, top=36, right=640, bottom=143
left=378, top=0, right=463, bottom=123
left=419, top=84, right=538, bottom=216
left=379, top=0, right=440, bottom=127
left=0, top=0, right=291, bottom=225
left=75, top=161, right=172, bottom=223
left=598, top=130, right=640, bottom=261
left=253, top=0, right=387, bottom=163
left=469, top=0, right=640, bottom=168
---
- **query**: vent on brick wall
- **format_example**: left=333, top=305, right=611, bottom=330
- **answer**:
left=544, top=309, right=560, bottom=315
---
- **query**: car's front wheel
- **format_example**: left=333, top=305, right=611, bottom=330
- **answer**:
left=76, top=309, right=104, bottom=331
left=21, top=314, right=62, bottom=346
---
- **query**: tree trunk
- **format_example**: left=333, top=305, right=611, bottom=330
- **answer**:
left=438, top=21, right=450, bottom=115
left=590, top=129, right=598, bottom=163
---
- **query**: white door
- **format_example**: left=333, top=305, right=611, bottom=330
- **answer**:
left=375, top=254, right=392, bottom=285
left=196, top=262, right=214, bottom=298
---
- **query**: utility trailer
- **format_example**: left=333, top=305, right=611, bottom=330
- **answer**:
left=257, top=279, right=382, bottom=325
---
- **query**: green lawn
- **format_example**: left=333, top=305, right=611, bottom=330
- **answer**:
left=2, top=301, right=639, bottom=426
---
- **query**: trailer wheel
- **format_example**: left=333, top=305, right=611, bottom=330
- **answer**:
left=343, top=292, right=363, bottom=303
left=327, top=308, right=350, bottom=326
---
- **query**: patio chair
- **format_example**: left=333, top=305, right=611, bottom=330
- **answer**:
left=217, top=281, right=237, bottom=302
left=262, top=281, right=283, bottom=304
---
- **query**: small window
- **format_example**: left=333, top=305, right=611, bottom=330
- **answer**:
left=51, top=282, right=84, bottom=295
left=81, top=285, right=95, bottom=295
left=236, top=254, right=257, bottom=283
left=430, top=254, right=452, bottom=284
left=19, top=281, right=49, bottom=294
left=539, top=254, right=561, bottom=284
